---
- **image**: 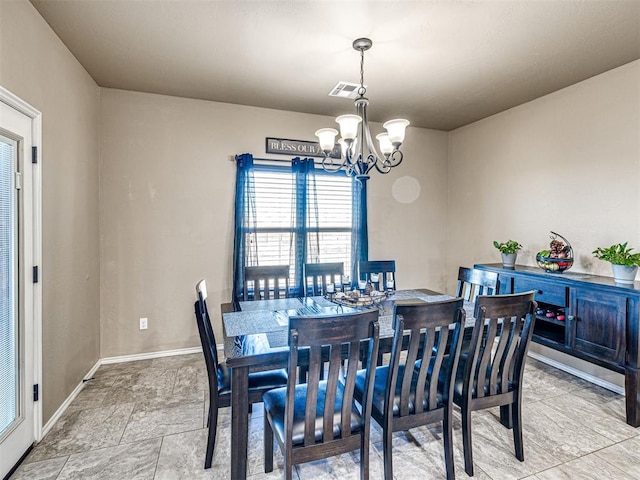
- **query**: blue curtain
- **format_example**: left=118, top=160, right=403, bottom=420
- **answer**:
left=351, top=177, right=368, bottom=286
left=231, top=153, right=257, bottom=307
left=231, top=153, right=364, bottom=300
left=289, top=157, right=318, bottom=296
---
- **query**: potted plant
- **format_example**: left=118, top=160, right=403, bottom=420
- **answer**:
left=593, top=242, right=640, bottom=284
left=493, top=240, right=523, bottom=268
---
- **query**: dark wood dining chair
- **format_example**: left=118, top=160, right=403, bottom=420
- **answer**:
left=244, top=265, right=290, bottom=300
left=304, top=262, right=344, bottom=296
left=456, top=267, right=500, bottom=301
left=453, top=291, right=537, bottom=476
left=359, top=260, right=396, bottom=290
left=194, top=279, right=287, bottom=469
left=354, top=298, right=465, bottom=480
left=263, top=309, right=380, bottom=480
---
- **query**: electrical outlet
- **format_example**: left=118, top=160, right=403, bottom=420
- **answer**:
left=139, top=317, right=148, bottom=330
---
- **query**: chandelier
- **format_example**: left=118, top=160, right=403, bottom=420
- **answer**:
left=315, top=38, right=410, bottom=180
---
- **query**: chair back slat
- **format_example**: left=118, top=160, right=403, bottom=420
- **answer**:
left=456, top=267, right=500, bottom=301
left=390, top=299, right=465, bottom=419
left=244, top=265, right=290, bottom=300
left=425, top=327, right=447, bottom=411
left=412, top=329, right=433, bottom=413
left=303, top=346, right=322, bottom=445
left=304, top=262, right=344, bottom=296
left=465, top=292, right=536, bottom=400
left=340, top=341, right=360, bottom=440
left=475, top=318, right=498, bottom=398
left=495, top=319, right=524, bottom=393
left=359, top=260, right=396, bottom=290
left=322, top=344, right=342, bottom=442
left=399, top=327, right=421, bottom=417
left=287, top=310, right=379, bottom=447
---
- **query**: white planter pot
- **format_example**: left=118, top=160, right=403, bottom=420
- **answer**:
left=501, top=252, right=517, bottom=268
left=611, top=264, right=638, bottom=285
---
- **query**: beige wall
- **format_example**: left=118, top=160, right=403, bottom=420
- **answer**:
left=99, top=89, right=449, bottom=356
left=0, top=1, right=101, bottom=422
left=447, top=60, right=639, bottom=387
left=447, top=60, right=640, bottom=293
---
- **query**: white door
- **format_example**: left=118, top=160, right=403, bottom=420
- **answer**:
left=0, top=90, right=41, bottom=478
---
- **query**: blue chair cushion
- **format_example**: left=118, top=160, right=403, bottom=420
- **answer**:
left=217, top=363, right=287, bottom=396
left=263, top=381, right=363, bottom=446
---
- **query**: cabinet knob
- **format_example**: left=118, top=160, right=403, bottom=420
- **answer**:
left=567, top=315, right=575, bottom=321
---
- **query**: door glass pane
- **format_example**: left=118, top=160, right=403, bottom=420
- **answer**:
left=0, top=138, right=17, bottom=436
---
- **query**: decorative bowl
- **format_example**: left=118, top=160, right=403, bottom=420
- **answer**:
left=535, top=254, right=574, bottom=273
left=329, top=290, right=392, bottom=307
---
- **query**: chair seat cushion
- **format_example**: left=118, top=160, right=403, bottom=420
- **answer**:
left=216, top=363, right=287, bottom=396
left=355, top=364, right=444, bottom=418
left=248, top=369, right=289, bottom=391
left=263, top=381, right=363, bottom=446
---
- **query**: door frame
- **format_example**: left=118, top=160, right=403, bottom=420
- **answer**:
left=0, top=86, right=43, bottom=442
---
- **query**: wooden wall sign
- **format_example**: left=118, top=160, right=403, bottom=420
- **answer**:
left=265, top=137, right=340, bottom=158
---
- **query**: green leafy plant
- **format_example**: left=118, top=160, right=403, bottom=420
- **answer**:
left=592, top=242, right=640, bottom=267
left=493, top=240, right=523, bottom=254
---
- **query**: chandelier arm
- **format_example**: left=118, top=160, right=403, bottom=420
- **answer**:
left=321, top=155, right=347, bottom=173
left=374, top=159, right=392, bottom=175
left=361, top=154, right=377, bottom=176
left=386, top=149, right=404, bottom=168
left=347, top=140, right=360, bottom=170
left=356, top=97, right=383, bottom=167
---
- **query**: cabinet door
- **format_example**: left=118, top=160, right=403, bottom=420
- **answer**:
left=569, top=288, right=626, bottom=364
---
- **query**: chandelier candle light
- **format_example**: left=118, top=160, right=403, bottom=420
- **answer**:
left=315, top=38, right=410, bottom=180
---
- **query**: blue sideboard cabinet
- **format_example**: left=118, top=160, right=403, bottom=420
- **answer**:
left=475, top=263, right=640, bottom=427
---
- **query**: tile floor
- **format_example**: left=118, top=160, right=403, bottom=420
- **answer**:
left=10, top=353, right=640, bottom=480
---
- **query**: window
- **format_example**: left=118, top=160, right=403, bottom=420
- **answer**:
left=248, top=164, right=353, bottom=289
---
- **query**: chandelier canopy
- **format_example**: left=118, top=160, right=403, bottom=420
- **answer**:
left=315, top=38, right=410, bottom=181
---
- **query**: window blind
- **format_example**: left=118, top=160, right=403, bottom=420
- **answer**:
left=0, top=137, right=17, bottom=436
left=250, top=167, right=353, bottom=280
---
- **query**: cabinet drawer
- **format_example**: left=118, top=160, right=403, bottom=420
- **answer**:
left=513, top=277, right=567, bottom=306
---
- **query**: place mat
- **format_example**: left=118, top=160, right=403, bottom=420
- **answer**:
left=223, top=310, right=283, bottom=337
left=309, top=296, right=336, bottom=307
left=377, top=315, right=394, bottom=337
left=239, top=298, right=304, bottom=312
left=266, top=329, right=289, bottom=348
left=391, top=290, right=453, bottom=302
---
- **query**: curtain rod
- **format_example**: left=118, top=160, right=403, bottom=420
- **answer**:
left=229, top=156, right=322, bottom=164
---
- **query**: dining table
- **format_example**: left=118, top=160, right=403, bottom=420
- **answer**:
left=221, top=288, right=475, bottom=479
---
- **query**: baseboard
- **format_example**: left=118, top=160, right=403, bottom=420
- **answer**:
left=527, top=351, right=624, bottom=395
left=41, top=345, right=223, bottom=440
left=41, top=358, right=102, bottom=438
left=100, top=346, right=204, bottom=364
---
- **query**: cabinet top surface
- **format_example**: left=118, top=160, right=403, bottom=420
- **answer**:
left=476, top=263, right=640, bottom=294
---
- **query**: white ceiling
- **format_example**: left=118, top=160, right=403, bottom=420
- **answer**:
left=30, top=0, right=640, bottom=131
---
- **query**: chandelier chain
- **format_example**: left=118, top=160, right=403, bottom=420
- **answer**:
left=358, top=47, right=366, bottom=97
